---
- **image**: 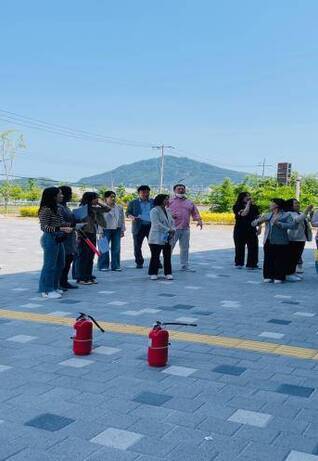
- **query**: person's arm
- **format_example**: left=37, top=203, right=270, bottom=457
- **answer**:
left=240, top=200, right=251, bottom=217
left=277, top=214, right=296, bottom=230
left=251, top=214, right=268, bottom=227
left=311, top=210, right=318, bottom=227
left=191, top=203, right=203, bottom=229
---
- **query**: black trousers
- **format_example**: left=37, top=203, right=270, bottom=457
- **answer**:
left=233, top=229, right=259, bottom=267
left=286, top=241, right=305, bottom=275
left=77, top=233, right=96, bottom=282
left=60, top=254, right=74, bottom=287
left=263, top=240, right=289, bottom=281
left=148, top=244, right=172, bottom=276
left=133, top=224, right=151, bottom=266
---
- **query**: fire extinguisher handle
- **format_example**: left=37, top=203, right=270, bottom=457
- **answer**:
left=87, top=315, right=105, bottom=333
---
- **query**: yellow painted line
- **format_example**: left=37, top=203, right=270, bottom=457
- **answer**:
left=0, top=308, right=317, bottom=361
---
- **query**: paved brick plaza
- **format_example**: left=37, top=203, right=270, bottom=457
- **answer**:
left=0, top=217, right=318, bottom=461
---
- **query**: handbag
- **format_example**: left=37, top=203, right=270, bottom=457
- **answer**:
left=97, top=235, right=109, bottom=254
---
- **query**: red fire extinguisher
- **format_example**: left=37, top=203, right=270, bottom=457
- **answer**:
left=148, top=321, right=197, bottom=367
left=72, top=312, right=105, bottom=355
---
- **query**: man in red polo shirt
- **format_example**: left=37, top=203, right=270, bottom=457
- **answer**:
left=168, top=184, right=203, bottom=271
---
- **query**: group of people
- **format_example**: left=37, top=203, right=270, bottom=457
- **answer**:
left=37, top=184, right=318, bottom=299
left=38, top=184, right=202, bottom=298
left=233, top=192, right=318, bottom=283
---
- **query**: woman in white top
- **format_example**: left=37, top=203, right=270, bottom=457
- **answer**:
left=98, top=191, right=125, bottom=272
left=148, top=194, right=175, bottom=280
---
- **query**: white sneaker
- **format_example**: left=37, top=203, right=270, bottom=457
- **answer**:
left=165, top=274, right=174, bottom=280
left=150, top=275, right=158, bottom=280
left=41, top=292, right=49, bottom=298
left=263, top=279, right=273, bottom=283
left=47, top=291, right=62, bottom=299
left=55, top=289, right=64, bottom=294
left=296, top=264, right=304, bottom=274
left=274, top=280, right=283, bottom=284
left=286, top=275, right=302, bottom=282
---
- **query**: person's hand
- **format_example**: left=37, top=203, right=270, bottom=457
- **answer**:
left=197, top=220, right=203, bottom=229
left=60, top=227, right=73, bottom=233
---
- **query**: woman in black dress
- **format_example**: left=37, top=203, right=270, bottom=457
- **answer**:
left=233, top=192, right=260, bottom=270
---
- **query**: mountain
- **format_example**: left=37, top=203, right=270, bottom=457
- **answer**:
left=78, top=156, right=248, bottom=189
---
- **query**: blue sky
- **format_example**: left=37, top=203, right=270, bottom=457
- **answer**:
left=0, top=0, right=317, bottom=182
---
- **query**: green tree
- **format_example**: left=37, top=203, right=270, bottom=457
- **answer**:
left=208, top=178, right=236, bottom=212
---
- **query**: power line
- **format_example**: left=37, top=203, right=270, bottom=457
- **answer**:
left=0, top=108, right=154, bottom=148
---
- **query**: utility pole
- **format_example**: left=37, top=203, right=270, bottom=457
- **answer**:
left=152, top=145, right=175, bottom=192
left=296, top=176, right=301, bottom=200
left=261, top=158, right=266, bottom=178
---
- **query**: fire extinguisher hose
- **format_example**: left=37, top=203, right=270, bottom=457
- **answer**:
left=76, top=313, right=105, bottom=333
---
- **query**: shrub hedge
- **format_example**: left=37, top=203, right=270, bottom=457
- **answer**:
left=200, top=211, right=235, bottom=225
left=20, top=206, right=39, bottom=217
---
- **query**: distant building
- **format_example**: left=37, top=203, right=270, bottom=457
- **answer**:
left=277, top=162, right=292, bottom=185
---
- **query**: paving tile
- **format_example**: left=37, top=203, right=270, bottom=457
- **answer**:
left=294, top=312, right=315, bottom=317
left=275, top=295, right=292, bottom=299
left=228, top=409, right=272, bottom=428
left=19, top=303, right=41, bottom=309
left=91, top=428, right=143, bottom=450
left=175, top=316, right=198, bottom=323
left=59, top=358, right=95, bottom=368
left=25, top=413, right=75, bottom=431
left=107, top=301, right=128, bottom=306
left=268, top=319, right=291, bottom=325
left=7, top=335, right=37, bottom=343
left=142, top=308, right=161, bottom=314
left=162, top=365, right=197, bottom=377
left=158, top=293, right=176, bottom=297
left=213, top=365, right=247, bottom=376
left=276, top=384, right=314, bottom=398
left=47, top=311, right=72, bottom=317
left=258, top=331, right=285, bottom=339
left=286, top=451, right=318, bottom=461
left=122, top=310, right=143, bottom=316
left=12, top=288, right=29, bottom=292
left=133, top=391, right=172, bottom=406
left=94, top=346, right=121, bottom=355
left=0, top=364, right=12, bottom=372
left=184, top=286, right=201, bottom=290
left=60, top=300, right=81, bottom=305
left=171, top=304, right=195, bottom=310
left=98, top=291, right=116, bottom=294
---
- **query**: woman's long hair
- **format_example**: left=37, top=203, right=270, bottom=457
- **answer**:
left=154, top=194, right=169, bottom=207
left=38, top=187, right=60, bottom=214
left=284, top=198, right=296, bottom=212
left=271, top=198, right=287, bottom=211
left=80, top=192, right=98, bottom=215
left=234, top=191, right=250, bottom=208
left=60, top=185, right=72, bottom=205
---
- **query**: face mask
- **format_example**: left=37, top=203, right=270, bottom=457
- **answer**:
left=175, top=193, right=186, bottom=198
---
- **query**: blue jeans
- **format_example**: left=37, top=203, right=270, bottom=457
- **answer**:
left=98, top=228, right=121, bottom=270
left=39, top=233, right=65, bottom=293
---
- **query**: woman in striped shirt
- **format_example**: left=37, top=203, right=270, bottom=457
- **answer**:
left=38, top=187, right=73, bottom=298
